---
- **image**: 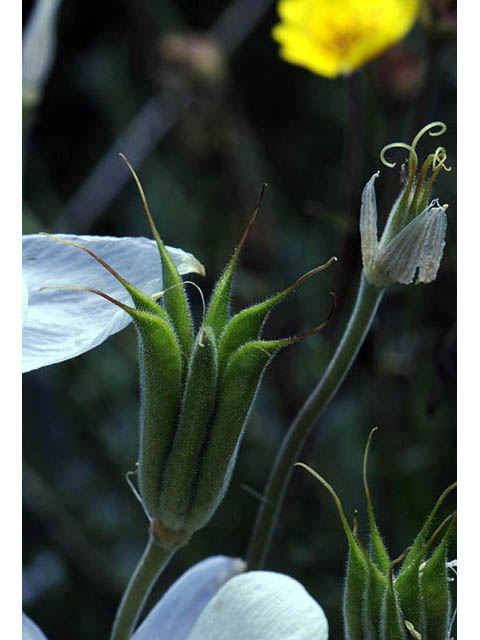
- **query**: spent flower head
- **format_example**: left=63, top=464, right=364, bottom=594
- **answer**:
left=360, top=121, right=451, bottom=288
left=272, top=0, right=421, bottom=78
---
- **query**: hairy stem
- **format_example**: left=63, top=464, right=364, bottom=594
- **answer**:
left=110, top=534, right=176, bottom=640
left=247, top=274, right=384, bottom=569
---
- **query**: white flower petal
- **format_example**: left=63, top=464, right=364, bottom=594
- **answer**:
left=22, top=612, right=48, bottom=640
left=23, top=276, right=30, bottom=326
left=132, top=556, right=245, bottom=640
left=22, top=234, right=205, bottom=373
left=188, top=570, right=329, bottom=640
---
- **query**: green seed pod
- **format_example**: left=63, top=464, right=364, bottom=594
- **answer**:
left=67, top=282, right=184, bottom=526
left=132, top=310, right=183, bottom=521
left=204, top=189, right=264, bottom=339
left=297, top=436, right=456, bottom=640
left=380, top=577, right=407, bottom=640
left=295, top=464, right=369, bottom=640
left=363, top=428, right=390, bottom=575
left=363, top=557, right=388, bottom=640
left=395, top=560, right=425, bottom=636
left=120, top=154, right=196, bottom=363
left=186, top=337, right=293, bottom=531
left=158, top=326, right=218, bottom=532
left=217, top=260, right=336, bottom=375
left=203, top=249, right=238, bottom=340
left=421, top=514, right=456, bottom=640
left=217, top=291, right=293, bottom=375
left=401, top=481, right=456, bottom=571
left=343, top=543, right=369, bottom=640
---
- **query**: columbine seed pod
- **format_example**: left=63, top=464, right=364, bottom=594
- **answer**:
left=217, top=260, right=336, bottom=375
left=360, top=122, right=451, bottom=288
left=380, top=574, right=406, bottom=640
left=134, top=311, right=183, bottom=522
left=120, top=154, right=196, bottom=366
left=158, top=326, right=218, bottom=532
left=154, top=250, right=334, bottom=537
left=297, top=429, right=456, bottom=640
left=364, top=556, right=388, bottom=638
left=146, top=186, right=335, bottom=541
left=421, top=515, right=456, bottom=640
left=186, top=336, right=298, bottom=532
left=43, top=166, right=336, bottom=552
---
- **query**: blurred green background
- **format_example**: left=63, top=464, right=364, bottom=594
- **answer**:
left=23, top=1, right=456, bottom=638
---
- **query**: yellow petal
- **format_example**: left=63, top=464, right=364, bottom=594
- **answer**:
left=273, top=0, right=421, bottom=78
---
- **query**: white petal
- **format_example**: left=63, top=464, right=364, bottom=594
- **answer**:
left=132, top=556, right=245, bottom=640
left=375, top=205, right=447, bottom=285
left=188, top=571, right=329, bottom=640
left=22, top=612, right=48, bottom=640
left=360, top=172, right=380, bottom=272
left=23, top=276, right=30, bottom=326
left=22, top=234, right=205, bottom=373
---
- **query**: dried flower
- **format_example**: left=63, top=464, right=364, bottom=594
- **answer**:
left=360, top=122, right=451, bottom=288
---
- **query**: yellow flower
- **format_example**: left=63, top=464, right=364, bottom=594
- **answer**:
left=272, top=0, right=421, bottom=78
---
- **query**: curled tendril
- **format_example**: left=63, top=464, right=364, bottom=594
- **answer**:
left=410, top=121, right=447, bottom=152
left=380, top=122, right=448, bottom=171
left=432, top=146, right=452, bottom=172
left=380, top=142, right=418, bottom=169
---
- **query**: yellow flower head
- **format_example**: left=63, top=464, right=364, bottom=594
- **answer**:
left=272, top=0, right=421, bottom=78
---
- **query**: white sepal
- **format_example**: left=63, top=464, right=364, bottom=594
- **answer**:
left=375, top=204, right=447, bottom=285
left=360, top=172, right=380, bottom=273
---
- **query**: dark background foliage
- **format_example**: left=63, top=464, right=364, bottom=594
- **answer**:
left=23, top=1, right=456, bottom=637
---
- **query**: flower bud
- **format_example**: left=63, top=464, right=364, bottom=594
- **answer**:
left=297, top=428, right=456, bottom=640
left=360, top=122, right=451, bottom=288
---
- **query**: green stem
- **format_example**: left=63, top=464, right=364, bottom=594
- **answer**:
left=247, top=274, right=384, bottom=569
left=110, top=534, right=176, bottom=640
